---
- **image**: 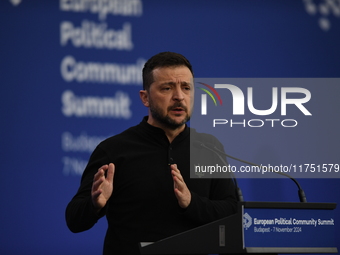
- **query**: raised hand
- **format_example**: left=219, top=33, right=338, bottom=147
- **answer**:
left=91, top=163, right=115, bottom=213
left=171, top=164, right=191, bottom=208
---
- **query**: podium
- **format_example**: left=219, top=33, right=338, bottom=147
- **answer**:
left=140, top=202, right=337, bottom=254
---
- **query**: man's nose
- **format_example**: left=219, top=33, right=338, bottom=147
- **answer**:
left=172, top=87, right=184, bottom=101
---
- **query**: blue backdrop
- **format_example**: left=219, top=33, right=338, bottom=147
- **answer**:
left=1, top=0, right=339, bottom=254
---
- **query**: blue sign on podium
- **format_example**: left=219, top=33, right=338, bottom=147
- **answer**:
left=243, top=207, right=335, bottom=248
left=140, top=202, right=337, bottom=254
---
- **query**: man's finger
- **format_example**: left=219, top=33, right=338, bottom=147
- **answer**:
left=173, top=175, right=185, bottom=191
left=99, top=164, right=109, bottom=171
left=92, top=177, right=104, bottom=192
left=170, top=164, right=179, bottom=172
left=94, top=165, right=108, bottom=181
left=92, top=189, right=102, bottom=199
left=106, top=163, right=115, bottom=183
left=93, top=171, right=103, bottom=183
left=172, top=170, right=183, bottom=182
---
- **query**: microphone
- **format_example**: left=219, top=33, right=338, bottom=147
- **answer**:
left=193, top=141, right=244, bottom=202
left=194, top=140, right=307, bottom=203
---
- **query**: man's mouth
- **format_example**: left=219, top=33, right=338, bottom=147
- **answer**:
left=168, top=104, right=187, bottom=115
left=172, top=107, right=184, bottom=112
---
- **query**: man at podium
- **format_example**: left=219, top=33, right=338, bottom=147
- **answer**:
left=65, top=52, right=237, bottom=254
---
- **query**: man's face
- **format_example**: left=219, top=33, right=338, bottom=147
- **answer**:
left=141, top=66, right=194, bottom=130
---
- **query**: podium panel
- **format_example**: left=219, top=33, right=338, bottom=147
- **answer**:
left=243, top=202, right=337, bottom=253
left=140, top=202, right=337, bottom=254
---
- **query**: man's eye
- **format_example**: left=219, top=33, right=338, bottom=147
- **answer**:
left=162, top=87, right=171, bottom=90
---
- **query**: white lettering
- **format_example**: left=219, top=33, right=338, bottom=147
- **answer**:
left=213, top=119, right=228, bottom=127
left=281, top=119, right=298, bottom=127
left=60, top=20, right=133, bottom=50
left=212, top=118, right=298, bottom=128
left=60, top=0, right=143, bottom=20
left=248, top=87, right=278, bottom=115
left=60, top=55, right=145, bottom=84
left=281, top=87, right=312, bottom=116
left=62, top=132, right=107, bottom=153
left=214, top=84, right=244, bottom=115
left=230, top=119, right=246, bottom=127
left=247, top=119, right=264, bottom=127
left=61, top=90, right=132, bottom=119
left=62, top=156, right=88, bottom=176
left=201, top=85, right=312, bottom=117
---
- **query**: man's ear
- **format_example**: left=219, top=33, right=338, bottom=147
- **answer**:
left=139, top=90, right=149, bottom=107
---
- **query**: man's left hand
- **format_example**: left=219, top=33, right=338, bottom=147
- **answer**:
left=171, top=164, right=191, bottom=208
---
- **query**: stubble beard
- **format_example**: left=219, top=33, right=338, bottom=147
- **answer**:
left=149, top=100, right=191, bottom=130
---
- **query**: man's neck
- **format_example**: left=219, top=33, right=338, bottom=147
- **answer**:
left=146, top=117, right=185, bottom=143
left=163, top=125, right=185, bottom=143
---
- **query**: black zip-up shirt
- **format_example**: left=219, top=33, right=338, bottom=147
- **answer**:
left=66, top=117, right=237, bottom=254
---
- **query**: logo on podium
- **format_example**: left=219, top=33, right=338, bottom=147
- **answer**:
left=243, top=212, right=252, bottom=230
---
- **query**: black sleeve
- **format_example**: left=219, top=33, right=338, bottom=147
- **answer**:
left=182, top=178, right=237, bottom=224
left=65, top=146, right=109, bottom=233
left=181, top=134, right=238, bottom=224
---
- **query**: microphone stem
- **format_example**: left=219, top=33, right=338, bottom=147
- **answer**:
left=208, top=143, right=308, bottom=203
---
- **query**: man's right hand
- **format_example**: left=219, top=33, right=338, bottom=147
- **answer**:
left=91, top=163, right=115, bottom=213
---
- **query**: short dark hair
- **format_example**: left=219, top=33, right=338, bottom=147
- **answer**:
left=142, top=52, right=194, bottom=91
